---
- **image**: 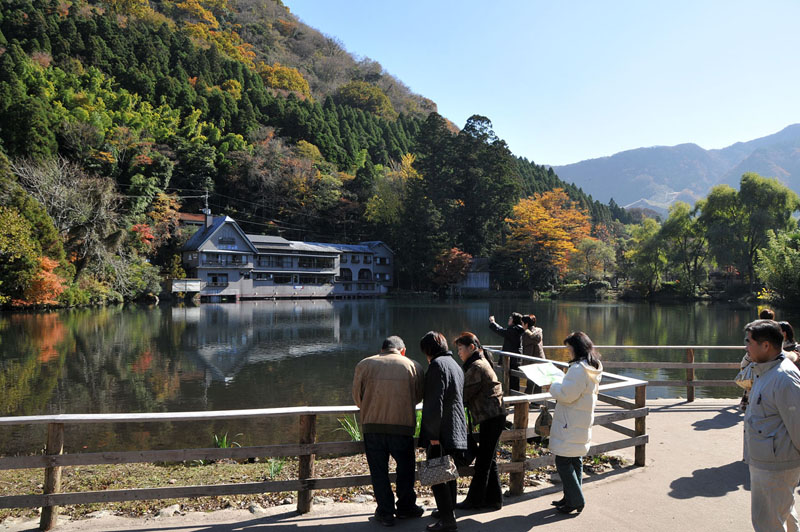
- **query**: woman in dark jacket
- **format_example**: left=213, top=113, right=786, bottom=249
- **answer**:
left=489, top=312, right=525, bottom=391
left=522, top=314, right=546, bottom=394
left=454, top=332, right=505, bottom=512
left=420, top=331, right=468, bottom=532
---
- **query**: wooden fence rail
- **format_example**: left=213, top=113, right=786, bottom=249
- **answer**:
left=488, top=344, right=742, bottom=403
left=0, top=353, right=647, bottom=531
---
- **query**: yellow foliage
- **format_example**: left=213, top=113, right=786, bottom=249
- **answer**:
left=176, top=0, right=219, bottom=28
left=220, top=79, right=242, bottom=100
left=505, top=188, right=591, bottom=275
left=184, top=24, right=255, bottom=69
left=257, top=62, right=312, bottom=100
left=389, top=153, right=420, bottom=181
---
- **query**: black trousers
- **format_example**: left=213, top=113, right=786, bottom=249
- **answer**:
left=364, top=433, right=417, bottom=518
left=465, top=415, right=504, bottom=507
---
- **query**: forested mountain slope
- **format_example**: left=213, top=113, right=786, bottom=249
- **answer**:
left=0, top=0, right=625, bottom=304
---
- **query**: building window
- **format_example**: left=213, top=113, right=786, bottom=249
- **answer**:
left=254, top=273, right=272, bottom=281
left=358, top=269, right=372, bottom=281
left=363, top=255, right=372, bottom=264
left=257, top=256, right=287, bottom=268
left=274, top=274, right=292, bottom=284
left=340, top=255, right=347, bottom=263
left=299, top=256, right=335, bottom=269
left=204, top=253, right=224, bottom=265
left=207, top=273, right=228, bottom=287
left=351, top=255, right=360, bottom=264
left=339, top=268, right=352, bottom=281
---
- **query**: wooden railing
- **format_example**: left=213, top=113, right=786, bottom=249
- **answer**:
left=0, top=359, right=647, bottom=531
left=489, top=345, right=741, bottom=403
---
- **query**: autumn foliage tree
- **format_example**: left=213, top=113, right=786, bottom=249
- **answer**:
left=18, top=257, right=66, bottom=306
left=505, top=189, right=591, bottom=287
left=433, top=248, right=473, bottom=292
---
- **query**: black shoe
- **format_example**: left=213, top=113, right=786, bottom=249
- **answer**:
left=454, top=500, right=478, bottom=511
left=426, top=520, right=457, bottom=532
left=373, top=512, right=395, bottom=526
left=556, top=504, right=583, bottom=514
left=430, top=509, right=440, bottom=518
left=551, top=498, right=565, bottom=507
left=483, top=502, right=502, bottom=511
left=396, top=505, right=425, bottom=519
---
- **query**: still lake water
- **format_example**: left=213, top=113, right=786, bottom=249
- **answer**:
left=0, top=298, right=784, bottom=455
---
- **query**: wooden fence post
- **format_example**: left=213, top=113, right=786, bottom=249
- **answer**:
left=297, top=414, right=317, bottom=514
left=634, top=385, right=647, bottom=467
left=509, top=402, right=529, bottom=496
left=686, top=349, right=695, bottom=402
left=502, top=354, right=511, bottom=395
left=40, top=423, right=64, bottom=531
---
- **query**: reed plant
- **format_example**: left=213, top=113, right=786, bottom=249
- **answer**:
left=335, top=414, right=362, bottom=441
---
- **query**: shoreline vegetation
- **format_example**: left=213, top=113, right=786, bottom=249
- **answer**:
left=0, top=444, right=626, bottom=523
left=1, top=3, right=799, bottom=311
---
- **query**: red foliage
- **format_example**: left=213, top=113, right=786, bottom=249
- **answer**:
left=433, top=248, right=473, bottom=287
left=132, top=350, right=153, bottom=373
left=131, top=223, right=155, bottom=246
left=14, top=257, right=66, bottom=306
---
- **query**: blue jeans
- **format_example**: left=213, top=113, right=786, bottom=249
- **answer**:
left=363, top=433, right=417, bottom=518
left=555, top=455, right=584, bottom=507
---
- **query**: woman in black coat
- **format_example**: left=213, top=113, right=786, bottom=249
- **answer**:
left=489, top=312, right=525, bottom=391
left=419, top=331, right=468, bottom=532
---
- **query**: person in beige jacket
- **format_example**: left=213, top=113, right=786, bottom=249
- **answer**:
left=353, top=336, right=424, bottom=526
left=548, top=331, right=603, bottom=515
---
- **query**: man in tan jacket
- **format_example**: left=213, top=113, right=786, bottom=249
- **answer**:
left=353, top=336, right=424, bottom=527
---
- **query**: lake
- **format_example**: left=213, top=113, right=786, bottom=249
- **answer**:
left=0, top=298, right=783, bottom=455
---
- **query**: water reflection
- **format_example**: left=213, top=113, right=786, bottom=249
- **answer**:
left=1, top=299, right=793, bottom=454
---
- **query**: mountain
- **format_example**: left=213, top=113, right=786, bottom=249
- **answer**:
left=551, top=124, right=800, bottom=212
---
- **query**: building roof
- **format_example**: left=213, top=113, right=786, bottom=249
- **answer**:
left=306, top=242, right=374, bottom=254
left=178, top=212, right=206, bottom=224
left=247, top=234, right=292, bottom=248
left=182, top=216, right=258, bottom=253
left=469, top=258, right=491, bottom=272
left=361, top=241, right=394, bottom=255
left=248, top=235, right=339, bottom=254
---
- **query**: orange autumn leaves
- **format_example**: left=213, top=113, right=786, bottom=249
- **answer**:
left=505, top=188, right=592, bottom=276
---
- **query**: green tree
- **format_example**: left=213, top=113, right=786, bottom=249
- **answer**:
left=625, top=218, right=666, bottom=295
left=755, top=230, right=800, bottom=304
left=659, top=201, right=709, bottom=295
left=568, top=238, right=616, bottom=281
left=698, top=173, right=800, bottom=285
left=334, top=81, right=396, bottom=120
left=0, top=206, right=40, bottom=303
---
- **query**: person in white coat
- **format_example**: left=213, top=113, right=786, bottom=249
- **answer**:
left=548, top=331, right=603, bottom=515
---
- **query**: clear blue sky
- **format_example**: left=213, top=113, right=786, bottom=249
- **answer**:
left=283, top=0, right=800, bottom=166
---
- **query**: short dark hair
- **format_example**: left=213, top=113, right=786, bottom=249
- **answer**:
left=745, top=320, right=783, bottom=349
left=420, top=331, right=448, bottom=357
left=564, top=331, right=601, bottom=369
left=510, top=312, right=523, bottom=326
left=382, top=335, right=405, bottom=352
left=759, top=308, right=776, bottom=320
left=522, top=314, right=536, bottom=327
